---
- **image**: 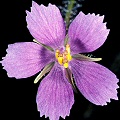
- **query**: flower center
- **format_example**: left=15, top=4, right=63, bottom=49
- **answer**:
left=55, top=44, right=72, bottom=68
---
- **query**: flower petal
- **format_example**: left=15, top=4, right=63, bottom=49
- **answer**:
left=68, top=12, right=110, bottom=54
left=36, top=64, right=74, bottom=120
left=1, top=42, right=54, bottom=79
left=70, top=60, right=119, bottom=105
left=26, top=1, right=66, bottom=49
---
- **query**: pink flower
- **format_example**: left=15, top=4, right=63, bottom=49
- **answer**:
left=1, top=1, right=119, bottom=120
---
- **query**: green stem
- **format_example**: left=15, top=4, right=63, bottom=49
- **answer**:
left=65, top=0, right=75, bottom=29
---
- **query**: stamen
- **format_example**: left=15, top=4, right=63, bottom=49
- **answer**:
left=58, top=53, right=63, bottom=65
left=55, top=44, right=72, bottom=68
left=55, top=50, right=60, bottom=59
left=64, top=63, right=69, bottom=68
left=66, top=44, right=70, bottom=54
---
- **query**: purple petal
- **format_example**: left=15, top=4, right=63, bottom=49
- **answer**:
left=68, top=12, right=110, bottom=54
left=70, top=60, right=119, bottom=105
left=1, top=42, right=54, bottom=79
left=26, top=1, right=66, bottom=49
left=36, top=64, right=74, bottom=120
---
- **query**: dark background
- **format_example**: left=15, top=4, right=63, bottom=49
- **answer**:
left=0, top=0, right=119, bottom=120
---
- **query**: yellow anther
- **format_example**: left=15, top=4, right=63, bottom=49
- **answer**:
left=64, top=63, right=68, bottom=68
left=55, top=44, right=72, bottom=68
left=65, top=44, right=72, bottom=61
left=67, top=54, right=72, bottom=61
left=57, top=53, right=63, bottom=65
left=66, top=44, right=70, bottom=54
left=55, top=50, right=60, bottom=59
